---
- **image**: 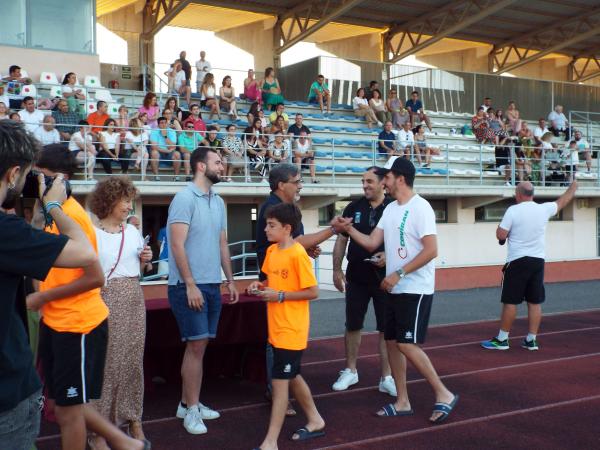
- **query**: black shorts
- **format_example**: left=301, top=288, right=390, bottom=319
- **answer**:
left=501, top=256, right=545, bottom=305
left=384, top=294, right=433, bottom=344
left=271, top=347, right=303, bottom=380
left=39, top=319, right=108, bottom=406
left=345, top=280, right=387, bottom=332
left=300, top=156, right=314, bottom=170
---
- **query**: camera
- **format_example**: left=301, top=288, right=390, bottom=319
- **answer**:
left=21, top=170, right=72, bottom=200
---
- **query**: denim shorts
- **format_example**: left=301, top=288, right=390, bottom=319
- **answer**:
left=168, top=282, right=222, bottom=341
left=0, top=389, right=42, bottom=450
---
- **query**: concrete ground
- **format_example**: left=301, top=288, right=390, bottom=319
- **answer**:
left=311, top=280, right=600, bottom=338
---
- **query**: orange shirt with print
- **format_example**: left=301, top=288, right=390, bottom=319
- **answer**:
left=87, top=112, right=110, bottom=134
left=40, top=197, right=109, bottom=333
left=262, top=242, right=318, bottom=351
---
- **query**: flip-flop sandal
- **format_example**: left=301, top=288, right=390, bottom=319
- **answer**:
left=376, top=403, right=414, bottom=417
left=430, top=394, right=459, bottom=424
left=290, top=427, right=326, bottom=441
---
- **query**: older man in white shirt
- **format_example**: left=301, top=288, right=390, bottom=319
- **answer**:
left=34, top=116, right=61, bottom=146
left=547, top=105, right=572, bottom=141
left=397, top=122, right=415, bottom=159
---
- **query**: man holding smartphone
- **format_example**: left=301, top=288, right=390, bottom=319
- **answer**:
left=331, top=167, right=395, bottom=395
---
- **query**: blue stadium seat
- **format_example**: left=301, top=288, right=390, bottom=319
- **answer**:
left=348, top=152, right=364, bottom=159
left=311, top=125, right=327, bottom=131
left=315, top=165, right=330, bottom=172
left=312, top=137, right=330, bottom=145
left=314, top=150, right=332, bottom=158
left=333, top=165, right=348, bottom=173
left=328, top=126, right=344, bottom=132
left=350, top=166, right=365, bottom=173
left=433, top=168, right=449, bottom=175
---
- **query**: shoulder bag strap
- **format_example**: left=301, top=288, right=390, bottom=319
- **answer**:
left=106, top=225, right=126, bottom=281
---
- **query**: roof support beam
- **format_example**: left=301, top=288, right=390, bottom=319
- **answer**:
left=568, top=50, right=600, bottom=83
left=142, top=0, right=191, bottom=40
left=382, top=0, right=517, bottom=64
left=489, top=7, right=600, bottom=74
left=273, top=0, right=365, bottom=64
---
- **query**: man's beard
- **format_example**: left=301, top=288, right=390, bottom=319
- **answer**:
left=1, top=186, right=20, bottom=210
left=205, top=169, right=221, bottom=184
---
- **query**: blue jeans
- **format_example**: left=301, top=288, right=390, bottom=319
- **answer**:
left=0, top=389, right=42, bottom=450
left=168, top=283, right=222, bottom=341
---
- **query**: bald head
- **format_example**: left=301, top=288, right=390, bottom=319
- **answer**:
left=516, top=181, right=534, bottom=200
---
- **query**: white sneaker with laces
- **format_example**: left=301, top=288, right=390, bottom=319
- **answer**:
left=199, top=402, right=220, bottom=420
left=332, top=368, right=359, bottom=391
left=183, top=406, right=207, bottom=435
left=176, top=401, right=187, bottom=419
left=378, top=375, right=397, bottom=397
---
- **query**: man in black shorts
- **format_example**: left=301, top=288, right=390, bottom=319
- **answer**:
left=343, top=157, right=458, bottom=423
left=331, top=167, right=396, bottom=396
left=482, top=181, right=577, bottom=351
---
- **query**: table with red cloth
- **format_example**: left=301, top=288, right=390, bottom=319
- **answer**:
left=144, top=294, right=267, bottom=385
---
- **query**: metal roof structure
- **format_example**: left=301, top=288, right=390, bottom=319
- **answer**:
left=102, top=0, right=600, bottom=81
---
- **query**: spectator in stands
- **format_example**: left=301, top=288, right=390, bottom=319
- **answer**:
left=34, top=116, right=61, bottom=146
left=414, top=125, right=438, bottom=168
left=222, top=124, right=245, bottom=182
left=150, top=116, right=181, bottom=181
left=195, top=51, right=211, bottom=93
left=565, top=140, right=578, bottom=182
left=514, top=144, right=531, bottom=183
left=244, top=118, right=268, bottom=182
left=288, top=113, right=311, bottom=138
left=173, top=61, right=191, bottom=106
left=178, top=120, right=198, bottom=153
left=179, top=50, right=192, bottom=87
left=0, top=101, right=8, bottom=121
left=163, top=108, right=182, bottom=131
left=86, top=100, right=110, bottom=151
left=137, top=112, right=152, bottom=138
left=488, top=109, right=509, bottom=145
left=139, top=93, right=160, bottom=128
left=548, top=105, right=572, bottom=140
left=2, top=65, right=32, bottom=109
left=69, top=120, right=97, bottom=179
left=472, top=107, right=495, bottom=144
left=387, top=89, right=409, bottom=129
left=185, top=104, right=207, bottom=138
left=53, top=99, right=81, bottom=141
left=9, top=112, right=21, bottom=121
left=243, top=69, right=262, bottom=104
left=574, top=130, right=592, bottom=172
left=495, top=144, right=512, bottom=186
left=165, top=97, right=183, bottom=122
left=247, top=101, right=262, bottom=127
left=405, top=91, right=432, bottom=132
left=200, top=73, right=221, bottom=120
left=269, top=103, right=289, bottom=127
left=269, top=115, right=291, bottom=144
left=267, top=131, right=290, bottom=170
left=308, top=75, right=331, bottom=114
left=397, top=121, right=415, bottom=159
left=378, top=120, right=397, bottom=157
left=495, top=108, right=508, bottom=127
left=216, top=76, right=237, bottom=120
left=533, top=118, right=549, bottom=145
left=480, top=97, right=493, bottom=112
left=61, top=72, right=86, bottom=115
left=17, top=96, right=45, bottom=133
left=294, top=131, right=317, bottom=183
left=506, top=100, right=522, bottom=135
left=115, top=105, right=129, bottom=142
left=258, top=110, right=269, bottom=132
left=370, top=89, right=391, bottom=124
left=0, top=84, right=9, bottom=109
left=261, top=67, right=284, bottom=111
left=205, top=125, right=222, bottom=150
left=543, top=133, right=565, bottom=186
left=165, top=60, right=179, bottom=94
left=363, top=80, right=378, bottom=101
left=98, top=118, right=126, bottom=174
left=353, top=88, right=380, bottom=129
left=518, top=122, right=537, bottom=181
left=518, top=121, right=536, bottom=153
left=125, top=118, right=149, bottom=180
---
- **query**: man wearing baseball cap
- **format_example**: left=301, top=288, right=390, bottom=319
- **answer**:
left=341, top=156, right=458, bottom=423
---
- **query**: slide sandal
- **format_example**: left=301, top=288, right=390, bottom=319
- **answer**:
left=430, top=394, right=459, bottom=424
left=376, top=403, right=414, bottom=417
left=291, top=427, right=326, bottom=441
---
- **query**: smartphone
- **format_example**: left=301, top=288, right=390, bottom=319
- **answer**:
left=143, top=235, right=150, bottom=246
left=363, top=255, right=381, bottom=264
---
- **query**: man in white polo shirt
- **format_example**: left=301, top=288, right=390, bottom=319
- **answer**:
left=397, top=122, right=415, bottom=159
left=18, top=96, right=45, bottom=134
left=482, top=181, right=577, bottom=351
left=343, top=156, right=458, bottom=424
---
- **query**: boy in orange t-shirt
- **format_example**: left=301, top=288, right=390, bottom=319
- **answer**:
left=248, top=203, right=325, bottom=449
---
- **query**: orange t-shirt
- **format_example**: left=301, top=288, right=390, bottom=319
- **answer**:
left=262, top=242, right=318, bottom=350
left=87, top=112, right=110, bottom=134
left=40, top=197, right=109, bottom=333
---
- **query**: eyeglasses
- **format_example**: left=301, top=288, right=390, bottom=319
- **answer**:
left=286, top=178, right=303, bottom=185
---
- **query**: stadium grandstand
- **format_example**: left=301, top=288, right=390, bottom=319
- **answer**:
left=2, top=2, right=600, bottom=447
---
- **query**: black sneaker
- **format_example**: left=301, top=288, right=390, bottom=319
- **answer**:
left=480, top=337, right=509, bottom=350
left=521, top=338, right=539, bottom=351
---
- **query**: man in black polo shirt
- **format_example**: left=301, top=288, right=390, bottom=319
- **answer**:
left=331, top=167, right=396, bottom=396
left=0, top=121, right=100, bottom=450
left=287, top=113, right=311, bottom=139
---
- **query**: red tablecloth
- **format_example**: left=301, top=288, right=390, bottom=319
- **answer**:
left=144, top=294, right=267, bottom=385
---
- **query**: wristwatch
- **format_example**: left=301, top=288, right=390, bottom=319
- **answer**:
left=278, top=291, right=285, bottom=303
left=395, top=268, right=406, bottom=279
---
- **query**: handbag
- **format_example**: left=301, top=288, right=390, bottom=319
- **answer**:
left=106, top=225, right=125, bottom=283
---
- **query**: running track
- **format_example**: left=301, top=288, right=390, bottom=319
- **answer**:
left=37, top=309, right=600, bottom=449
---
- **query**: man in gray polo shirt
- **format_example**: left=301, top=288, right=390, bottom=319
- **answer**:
left=167, top=146, right=239, bottom=436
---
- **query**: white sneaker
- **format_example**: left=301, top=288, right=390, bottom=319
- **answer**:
left=377, top=121, right=383, bottom=127
left=332, top=368, right=359, bottom=391
left=199, top=402, right=220, bottom=420
left=176, top=401, right=187, bottom=419
left=378, top=375, right=397, bottom=397
left=183, top=406, right=207, bottom=435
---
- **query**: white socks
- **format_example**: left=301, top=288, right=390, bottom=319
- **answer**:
left=497, top=330, right=509, bottom=341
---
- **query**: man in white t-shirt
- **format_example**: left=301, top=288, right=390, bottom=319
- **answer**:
left=18, top=96, right=45, bottom=133
left=547, top=105, right=572, bottom=141
left=34, top=116, right=61, bottom=146
left=195, top=51, right=211, bottom=94
left=532, top=118, right=549, bottom=145
left=482, top=181, right=577, bottom=352
left=343, top=156, right=458, bottom=423
left=397, top=122, right=415, bottom=159
left=573, top=130, right=592, bottom=172
left=173, top=64, right=191, bottom=106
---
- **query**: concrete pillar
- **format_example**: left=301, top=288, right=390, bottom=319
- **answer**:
left=216, top=19, right=276, bottom=73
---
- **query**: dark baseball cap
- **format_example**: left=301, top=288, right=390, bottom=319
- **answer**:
left=374, top=156, right=416, bottom=177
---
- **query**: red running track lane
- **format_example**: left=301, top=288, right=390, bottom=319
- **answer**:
left=36, top=310, right=600, bottom=450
